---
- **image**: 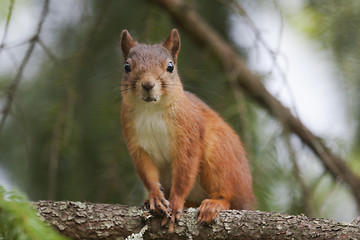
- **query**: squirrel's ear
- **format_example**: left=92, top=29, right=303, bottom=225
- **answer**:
left=120, top=30, right=136, bottom=59
left=163, top=29, right=181, bottom=64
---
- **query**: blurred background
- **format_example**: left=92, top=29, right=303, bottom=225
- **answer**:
left=0, top=0, right=359, bottom=223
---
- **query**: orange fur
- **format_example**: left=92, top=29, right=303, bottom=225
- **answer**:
left=120, top=29, right=255, bottom=232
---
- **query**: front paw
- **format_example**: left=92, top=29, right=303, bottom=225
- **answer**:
left=147, top=189, right=171, bottom=216
left=161, top=208, right=182, bottom=233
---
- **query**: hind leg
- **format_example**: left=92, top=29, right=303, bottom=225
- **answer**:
left=197, top=196, right=231, bottom=223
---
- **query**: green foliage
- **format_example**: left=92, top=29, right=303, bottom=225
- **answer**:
left=0, top=186, right=67, bottom=240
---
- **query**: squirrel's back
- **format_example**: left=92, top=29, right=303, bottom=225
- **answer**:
left=183, top=91, right=255, bottom=209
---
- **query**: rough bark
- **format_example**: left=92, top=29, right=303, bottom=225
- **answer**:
left=33, top=201, right=360, bottom=240
left=146, top=0, right=360, bottom=209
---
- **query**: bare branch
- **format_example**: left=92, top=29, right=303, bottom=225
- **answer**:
left=284, top=132, right=313, bottom=216
left=47, top=106, right=65, bottom=200
left=318, top=179, right=342, bottom=217
left=38, top=38, right=60, bottom=65
left=222, top=0, right=297, bottom=116
left=352, top=216, right=360, bottom=226
left=0, top=0, right=15, bottom=52
left=33, top=201, right=360, bottom=240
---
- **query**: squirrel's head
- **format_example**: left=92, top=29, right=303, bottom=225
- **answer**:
left=120, top=29, right=182, bottom=105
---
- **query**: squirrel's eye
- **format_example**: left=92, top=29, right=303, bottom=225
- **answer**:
left=124, top=62, right=131, bottom=73
left=166, top=61, right=174, bottom=73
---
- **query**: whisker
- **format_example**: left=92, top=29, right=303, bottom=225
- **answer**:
left=161, top=83, right=182, bottom=87
left=120, top=87, right=136, bottom=92
left=183, top=85, right=225, bottom=99
left=111, top=84, right=134, bottom=88
left=122, top=76, right=139, bottom=82
left=157, top=72, right=166, bottom=80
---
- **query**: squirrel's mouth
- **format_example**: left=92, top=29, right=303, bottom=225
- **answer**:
left=141, top=95, right=159, bottom=102
left=144, top=97, right=156, bottom=102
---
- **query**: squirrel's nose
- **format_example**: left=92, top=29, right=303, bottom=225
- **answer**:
left=141, top=82, right=155, bottom=91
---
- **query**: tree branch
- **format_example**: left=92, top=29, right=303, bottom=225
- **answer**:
left=146, top=0, right=360, bottom=209
left=0, top=0, right=15, bottom=51
left=33, top=201, right=360, bottom=240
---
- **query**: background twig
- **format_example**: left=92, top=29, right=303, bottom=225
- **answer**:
left=0, top=0, right=50, bottom=135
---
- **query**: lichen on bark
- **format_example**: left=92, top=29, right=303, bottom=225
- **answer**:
left=33, top=201, right=360, bottom=240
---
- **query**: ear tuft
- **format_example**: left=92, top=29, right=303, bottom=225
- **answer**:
left=120, top=30, right=136, bottom=59
left=163, top=29, right=181, bottom=64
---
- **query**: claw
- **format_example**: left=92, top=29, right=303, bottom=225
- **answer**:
left=162, top=198, right=170, bottom=208
left=143, top=199, right=150, bottom=210
left=149, top=198, right=155, bottom=210
left=168, top=222, right=174, bottom=233
left=165, top=209, right=171, bottom=218
left=168, top=214, right=176, bottom=233
left=161, top=216, right=169, bottom=226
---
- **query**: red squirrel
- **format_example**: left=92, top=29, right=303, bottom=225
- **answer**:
left=120, top=29, right=255, bottom=232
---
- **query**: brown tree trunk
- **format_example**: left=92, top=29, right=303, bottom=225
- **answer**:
left=33, top=201, right=360, bottom=240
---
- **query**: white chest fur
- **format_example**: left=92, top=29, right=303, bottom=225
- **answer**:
left=135, top=105, right=171, bottom=168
